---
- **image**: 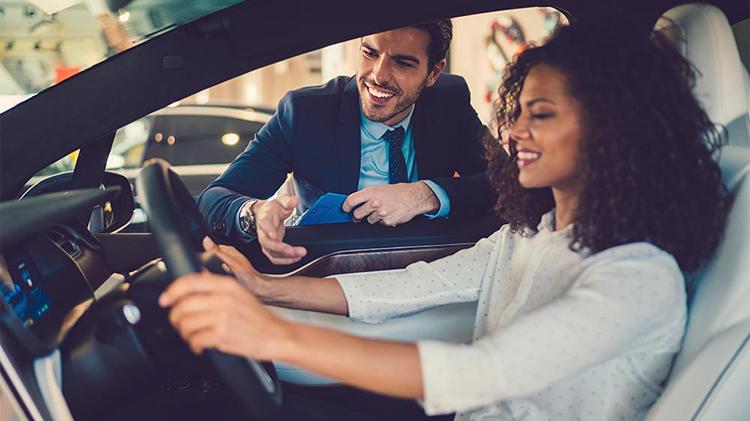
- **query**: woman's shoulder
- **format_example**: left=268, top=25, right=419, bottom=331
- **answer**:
left=577, top=242, right=685, bottom=293
left=584, top=242, right=679, bottom=266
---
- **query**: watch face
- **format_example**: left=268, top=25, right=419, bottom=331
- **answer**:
left=240, top=200, right=257, bottom=234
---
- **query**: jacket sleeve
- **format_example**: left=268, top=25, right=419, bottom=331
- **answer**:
left=197, top=93, right=296, bottom=241
left=428, top=82, right=504, bottom=220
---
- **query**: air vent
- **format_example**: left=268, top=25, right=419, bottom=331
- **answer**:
left=47, top=230, right=82, bottom=259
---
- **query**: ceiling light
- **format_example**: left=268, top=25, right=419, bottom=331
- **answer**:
left=118, top=10, right=130, bottom=23
left=221, top=133, right=240, bottom=146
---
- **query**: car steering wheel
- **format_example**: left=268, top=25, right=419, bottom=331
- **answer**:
left=136, top=158, right=282, bottom=420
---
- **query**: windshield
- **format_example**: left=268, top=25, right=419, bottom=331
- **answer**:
left=0, top=0, right=242, bottom=112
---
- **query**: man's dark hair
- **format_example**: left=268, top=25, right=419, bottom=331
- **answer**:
left=411, top=19, right=453, bottom=69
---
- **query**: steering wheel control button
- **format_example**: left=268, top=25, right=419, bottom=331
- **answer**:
left=249, top=360, right=276, bottom=394
left=122, top=304, right=141, bottom=325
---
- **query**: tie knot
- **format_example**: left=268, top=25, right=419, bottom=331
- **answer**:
left=382, top=127, right=406, bottom=147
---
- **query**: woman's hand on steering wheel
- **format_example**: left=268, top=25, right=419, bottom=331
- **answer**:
left=202, top=237, right=272, bottom=299
left=159, top=271, right=292, bottom=361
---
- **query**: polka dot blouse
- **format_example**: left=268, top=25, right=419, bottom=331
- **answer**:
left=336, top=210, right=687, bottom=421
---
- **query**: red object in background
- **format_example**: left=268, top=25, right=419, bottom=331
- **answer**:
left=54, top=66, right=80, bottom=84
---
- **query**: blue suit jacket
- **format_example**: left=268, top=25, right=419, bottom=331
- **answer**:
left=198, top=74, right=500, bottom=240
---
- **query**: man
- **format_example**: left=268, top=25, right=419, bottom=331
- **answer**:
left=198, top=20, right=500, bottom=265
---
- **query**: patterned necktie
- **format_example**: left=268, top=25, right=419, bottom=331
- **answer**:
left=383, top=127, right=407, bottom=184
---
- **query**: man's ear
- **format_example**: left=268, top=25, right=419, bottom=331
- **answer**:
left=425, top=59, right=447, bottom=87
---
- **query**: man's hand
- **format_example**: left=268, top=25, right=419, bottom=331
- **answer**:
left=343, top=182, right=439, bottom=226
left=253, top=196, right=307, bottom=265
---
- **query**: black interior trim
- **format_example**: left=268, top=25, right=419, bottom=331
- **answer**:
left=0, top=188, right=119, bottom=250
left=236, top=213, right=503, bottom=274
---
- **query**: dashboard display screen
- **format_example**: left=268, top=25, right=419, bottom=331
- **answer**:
left=0, top=254, right=51, bottom=327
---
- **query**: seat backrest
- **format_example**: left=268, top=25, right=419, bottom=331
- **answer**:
left=647, top=4, right=750, bottom=420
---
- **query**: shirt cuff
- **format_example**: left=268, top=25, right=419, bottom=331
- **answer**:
left=421, top=180, right=450, bottom=218
left=417, top=340, right=505, bottom=415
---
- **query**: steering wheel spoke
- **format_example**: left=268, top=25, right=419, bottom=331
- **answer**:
left=136, top=158, right=282, bottom=419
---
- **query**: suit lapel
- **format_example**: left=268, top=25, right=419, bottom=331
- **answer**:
left=336, top=77, right=362, bottom=194
left=412, top=94, right=436, bottom=178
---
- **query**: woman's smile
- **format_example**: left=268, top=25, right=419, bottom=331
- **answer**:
left=516, top=147, right=542, bottom=169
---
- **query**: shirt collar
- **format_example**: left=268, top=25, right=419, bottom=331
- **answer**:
left=537, top=208, right=565, bottom=233
left=360, top=105, right=415, bottom=140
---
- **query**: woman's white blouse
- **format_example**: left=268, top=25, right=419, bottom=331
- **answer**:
left=336, top=212, right=687, bottom=420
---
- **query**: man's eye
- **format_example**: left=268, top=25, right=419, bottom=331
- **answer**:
left=362, top=49, right=376, bottom=58
left=396, top=60, right=415, bottom=68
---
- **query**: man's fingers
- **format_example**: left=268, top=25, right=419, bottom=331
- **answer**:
left=352, top=200, right=381, bottom=221
left=343, top=191, right=370, bottom=212
left=265, top=254, right=306, bottom=266
left=366, top=212, right=381, bottom=225
left=258, top=232, right=307, bottom=263
left=264, top=244, right=306, bottom=260
left=275, top=195, right=299, bottom=212
left=256, top=216, right=284, bottom=241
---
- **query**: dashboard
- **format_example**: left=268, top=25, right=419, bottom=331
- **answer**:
left=0, top=224, right=109, bottom=356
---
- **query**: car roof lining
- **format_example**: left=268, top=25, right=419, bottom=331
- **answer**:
left=0, top=0, right=745, bottom=199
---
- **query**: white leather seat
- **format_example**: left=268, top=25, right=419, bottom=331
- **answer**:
left=648, top=4, right=750, bottom=420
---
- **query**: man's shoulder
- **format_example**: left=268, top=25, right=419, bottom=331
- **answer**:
left=433, top=73, right=469, bottom=89
left=285, top=76, right=355, bottom=102
left=419, top=73, right=471, bottom=109
left=421, top=73, right=470, bottom=103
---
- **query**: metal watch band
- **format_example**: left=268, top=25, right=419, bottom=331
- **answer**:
left=239, top=199, right=258, bottom=235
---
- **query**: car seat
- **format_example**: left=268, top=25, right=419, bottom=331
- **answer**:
left=647, top=4, right=750, bottom=419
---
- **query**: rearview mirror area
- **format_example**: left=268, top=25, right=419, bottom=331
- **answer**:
left=20, top=171, right=135, bottom=233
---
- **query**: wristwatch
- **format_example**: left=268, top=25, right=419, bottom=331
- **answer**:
left=239, top=199, right=259, bottom=235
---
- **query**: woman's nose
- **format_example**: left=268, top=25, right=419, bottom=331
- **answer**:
left=509, top=118, right=530, bottom=140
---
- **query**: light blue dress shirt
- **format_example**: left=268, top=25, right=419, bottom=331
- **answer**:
left=358, top=105, right=451, bottom=218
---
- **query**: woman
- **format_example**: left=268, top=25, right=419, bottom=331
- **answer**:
left=159, top=23, right=729, bottom=420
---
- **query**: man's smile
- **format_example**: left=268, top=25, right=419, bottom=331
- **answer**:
left=363, top=81, right=399, bottom=105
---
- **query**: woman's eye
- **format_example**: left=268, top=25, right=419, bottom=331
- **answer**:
left=531, top=113, right=553, bottom=120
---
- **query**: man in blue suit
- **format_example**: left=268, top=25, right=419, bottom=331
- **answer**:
left=199, top=20, right=504, bottom=265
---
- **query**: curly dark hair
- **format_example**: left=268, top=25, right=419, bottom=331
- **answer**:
left=484, top=23, right=730, bottom=271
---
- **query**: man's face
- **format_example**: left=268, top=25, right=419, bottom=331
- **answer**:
left=356, top=28, right=445, bottom=126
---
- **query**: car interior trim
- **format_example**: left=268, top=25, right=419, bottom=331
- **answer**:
left=0, top=343, right=43, bottom=421
left=153, top=106, right=272, bottom=123
left=0, top=369, right=29, bottom=421
left=111, top=164, right=232, bottom=180
left=266, top=242, right=475, bottom=278
left=93, top=273, right=127, bottom=301
left=32, top=351, right=73, bottom=421
left=696, top=324, right=750, bottom=417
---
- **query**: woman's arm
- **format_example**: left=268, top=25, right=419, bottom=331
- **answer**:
left=205, top=231, right=498, bottom=324
left=159, top=272, right=424, bottom=399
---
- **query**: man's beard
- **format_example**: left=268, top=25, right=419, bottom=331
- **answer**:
left=359, top=78, right=427, bottom=124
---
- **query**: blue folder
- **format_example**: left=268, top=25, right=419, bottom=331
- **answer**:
left=296, top=193, right=354, bottom=226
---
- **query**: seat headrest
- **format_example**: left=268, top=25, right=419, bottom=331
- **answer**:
left=656, top=4, right=750, bottom=147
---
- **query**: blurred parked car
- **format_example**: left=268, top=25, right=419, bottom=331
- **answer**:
left=31, top=104, right=273, bottom=195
